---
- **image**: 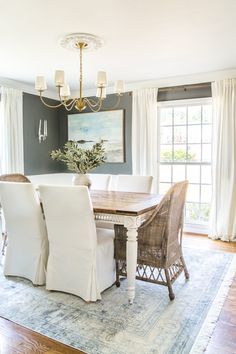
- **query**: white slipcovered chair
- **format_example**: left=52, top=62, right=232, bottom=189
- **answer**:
left=0, top=173, right=31, bottom=255
left=0, top=182, right=48, bottom=285
left=27, top=173, right=72, bottom=187
left=39, top=185, right=116, bottom=302
left=116, top=175, right=153, bottom=193
left=88, top=174, right=111, bottom=190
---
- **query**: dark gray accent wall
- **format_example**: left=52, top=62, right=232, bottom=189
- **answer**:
left=58, top=92, right=132, bottom=174
left=23, top=93, right=61, bottom=175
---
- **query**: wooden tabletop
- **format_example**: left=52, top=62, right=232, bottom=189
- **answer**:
left=90, top=190, right=162, bottom=216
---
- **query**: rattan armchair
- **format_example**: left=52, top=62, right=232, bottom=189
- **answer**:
left=0, top=173, right=30, bottom=183
left=0, top=173, right=31, bottom=255
left=114, top=181, right=189, bottom=300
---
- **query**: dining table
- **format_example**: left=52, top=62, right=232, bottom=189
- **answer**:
left=90, top=190, right=162, bottom=304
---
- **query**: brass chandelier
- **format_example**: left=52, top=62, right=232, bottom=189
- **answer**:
left=35, top=33, right=125, bottom=112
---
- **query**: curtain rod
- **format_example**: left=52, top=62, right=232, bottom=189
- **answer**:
left=127, top=82, right=211, bottom=95
left=158, top=82, right=211, bottom=93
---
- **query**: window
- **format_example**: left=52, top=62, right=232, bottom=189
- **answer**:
left=158, top=98, right=212, bottom=233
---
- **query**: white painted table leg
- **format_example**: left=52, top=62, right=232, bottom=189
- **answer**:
left=124, top=216, right=141, bottom=304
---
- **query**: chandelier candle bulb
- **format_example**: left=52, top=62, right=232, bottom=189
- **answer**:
left=96, top=87, right=106, bottom=99
left=115, top=80, right=125, bottom=94
left=35, top=76, right=47, bottom=91
left=97, top=71, right=107, bottom=87
left=55, top=70, right=65, bottom=87
left=60, top=84, right=71, bottom=99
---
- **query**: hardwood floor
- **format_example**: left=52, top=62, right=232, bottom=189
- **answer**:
left=0, top=317, right=83, bottom=354
left=0, top=234, right=235, bottom=354
left=186, top=234, right=236, bottom=354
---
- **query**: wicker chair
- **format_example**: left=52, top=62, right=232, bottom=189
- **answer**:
left=114, top=180, right=189, bottom=300
left=0, top=173, right=30, bottom=183
left=0, top=173, right=31, bottom=255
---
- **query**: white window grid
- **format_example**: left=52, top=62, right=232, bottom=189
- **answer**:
left=157, top=98, right=212, bottom=233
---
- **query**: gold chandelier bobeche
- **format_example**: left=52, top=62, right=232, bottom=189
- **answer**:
left=35, top=33, right=125, bottom=112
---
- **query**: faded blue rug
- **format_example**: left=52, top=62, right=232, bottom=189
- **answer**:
left=0, top=247, right=235, bottom=354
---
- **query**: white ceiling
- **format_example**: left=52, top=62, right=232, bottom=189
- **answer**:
left=0, top=0, right=236, bottom=95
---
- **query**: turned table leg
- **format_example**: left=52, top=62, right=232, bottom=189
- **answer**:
left=124, top=216, right=141, bottom=304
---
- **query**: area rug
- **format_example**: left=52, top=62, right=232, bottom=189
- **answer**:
left=0, top=247, right=235, bottom=354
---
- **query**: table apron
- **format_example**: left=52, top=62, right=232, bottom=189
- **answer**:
left=94, top=210, right=153, bottom=226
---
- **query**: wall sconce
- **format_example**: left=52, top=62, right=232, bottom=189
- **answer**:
left=38, top=119, right=47, bottom=143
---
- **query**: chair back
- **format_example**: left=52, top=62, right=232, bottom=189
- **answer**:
left=0, top=182, right=48, bottom=284
left=38, top=185, right=99, bottom=300
left=27, top=173, right=72, bottom=187
left=88, top=174, right=111, bottom=190
left=116, top=175, right=153, bottom=193
left=0, top=173, right=30, bottom=182
left=131, top=181, right=188, bottom=266
left=164, top=181, right=189, bottom=263
left=0, top=174, right=30, bottom=248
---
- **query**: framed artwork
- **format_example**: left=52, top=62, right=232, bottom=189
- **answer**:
left=68, top=109, right=125, bottom=163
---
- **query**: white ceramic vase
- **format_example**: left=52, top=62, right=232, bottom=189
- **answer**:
left=72, top=174, right=91, bottom=189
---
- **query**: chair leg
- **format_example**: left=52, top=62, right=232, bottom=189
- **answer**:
left=115, top=260, right=120, bottom=287
left=164, top=268, right=175, bottom=301
left=180, top=255, right=189, bottom=280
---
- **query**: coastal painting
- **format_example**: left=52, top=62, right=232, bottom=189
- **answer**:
left=68, top=110, right=124, bottom=163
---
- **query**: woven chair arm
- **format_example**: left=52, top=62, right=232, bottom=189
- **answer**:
left=139, top=209, right=168, bottom=230
left=139, top=196, right=171, bottom=230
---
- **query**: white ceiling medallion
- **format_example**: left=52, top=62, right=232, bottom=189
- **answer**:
left=59, top=32, right=104, bottom=52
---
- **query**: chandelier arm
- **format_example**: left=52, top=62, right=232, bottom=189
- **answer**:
left=85, top=105, right=102, bottom=113
left=86, top=97, right=99, bottom=106
left=39, top=94, right=65, bottom=109
left=56, top=86, right=77, bottom=109
left=84, top=94, right=121, bottom=112
left=64, top=98, right=84, bottom=111
left=63, top=102, right=79, bottom=111
left=84, top=97, right=103, bottom=108
left=84, top=98, right=103, bottom=112
left=64, top=98, right=77, bottom=109
left=85, top=86, right=106, bottom=107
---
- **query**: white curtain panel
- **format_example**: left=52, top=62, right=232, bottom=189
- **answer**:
left=0, top=87, right=24, bottom=174
left=210, top=79, right=236, bottom=241
left=132, top=88, right=158, bottom=192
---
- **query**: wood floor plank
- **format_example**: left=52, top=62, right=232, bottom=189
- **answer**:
left=0, top=234, right=235, bottom=353
left=0, top=317, right=84, bottom=353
